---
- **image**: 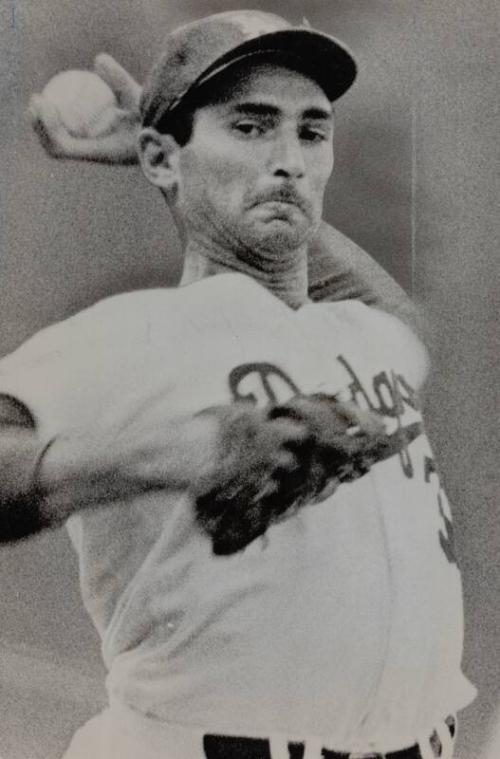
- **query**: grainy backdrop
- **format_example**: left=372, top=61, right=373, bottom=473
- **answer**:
left=0, top=2, right=498, bottom=758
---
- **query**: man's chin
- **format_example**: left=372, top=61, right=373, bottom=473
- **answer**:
left=249, top=218, right=313, bottom=255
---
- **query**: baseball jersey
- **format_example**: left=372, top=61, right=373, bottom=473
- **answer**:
left=0, top=273, right=475, bottom=753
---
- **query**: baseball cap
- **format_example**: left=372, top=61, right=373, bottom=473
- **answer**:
left=141, top=10, right=357, bottom=131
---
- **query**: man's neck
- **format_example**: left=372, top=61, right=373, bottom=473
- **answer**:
left=178, top=236, right=310, bottom=309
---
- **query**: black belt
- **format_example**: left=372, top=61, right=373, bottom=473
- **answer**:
left=203, top=717, right=456, bottom=759
left=203, top=736, right=420, bottom=758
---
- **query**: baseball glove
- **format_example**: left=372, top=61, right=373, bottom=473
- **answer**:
left=193, top=396, right=386, bottom=555
left=268, top=394, right=387, bottom=494
left=192, top=404, right=310, bottom=555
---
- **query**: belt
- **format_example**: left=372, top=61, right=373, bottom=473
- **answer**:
left=203, top=717, right=456, bottom=759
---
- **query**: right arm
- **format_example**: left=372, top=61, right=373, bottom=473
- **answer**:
left=30, top=56, right=425, bottom=340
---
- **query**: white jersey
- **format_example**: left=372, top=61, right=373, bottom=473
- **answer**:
left=0, top=274, right=475, bottom=753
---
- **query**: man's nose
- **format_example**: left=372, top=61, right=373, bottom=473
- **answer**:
left=269, top=132, right=306, bottom=180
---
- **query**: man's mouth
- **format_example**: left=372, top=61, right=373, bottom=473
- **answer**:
left=260, top=200, right=299, bottom=215
left=249, top=188, right=309, bottom=217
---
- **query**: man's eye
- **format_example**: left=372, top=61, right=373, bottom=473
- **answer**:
left=301, top=127, right=329, bottom=143
left=232, top=121, right=264, bottom=137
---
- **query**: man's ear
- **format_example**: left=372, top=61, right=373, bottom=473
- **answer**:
left=137, top=128, right=181, bottom=195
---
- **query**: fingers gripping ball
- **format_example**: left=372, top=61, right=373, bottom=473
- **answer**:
left=41, top=70, right=118, bottom=138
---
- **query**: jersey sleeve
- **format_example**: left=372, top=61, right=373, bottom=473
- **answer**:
left=0, top=289, right=174, bottom=439
left=0, top=294, right=137, bottom=435
left=0, top=310, right=85, bottom=429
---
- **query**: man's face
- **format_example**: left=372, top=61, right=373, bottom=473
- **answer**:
left=172, top=61, right=334, bottom=257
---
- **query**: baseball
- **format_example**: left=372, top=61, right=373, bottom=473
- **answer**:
left=41, top=70, right=118, bottom=139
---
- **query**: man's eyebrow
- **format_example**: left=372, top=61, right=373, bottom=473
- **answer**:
left=228, top=103, right=333, bottom=122
left=230, top=102, right=280, bottom=117
left=302, top=107, right=333, bottom=122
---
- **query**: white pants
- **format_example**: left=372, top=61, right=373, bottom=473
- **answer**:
left=62, top=704, right=206, bottom=759
left=62, top=703, right=456, bottom=759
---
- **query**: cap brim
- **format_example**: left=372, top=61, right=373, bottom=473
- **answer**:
left=196, top=28, right=357, bottom=104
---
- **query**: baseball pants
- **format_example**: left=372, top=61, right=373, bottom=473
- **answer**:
left=62, top=703, right=456, bottom=759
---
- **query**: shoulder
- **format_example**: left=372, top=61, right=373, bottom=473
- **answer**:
left=304, top=300, right=430, bottom=387
left=0, top=288, right=177, bottom=368
left=320, top=299, right=422, bottom=339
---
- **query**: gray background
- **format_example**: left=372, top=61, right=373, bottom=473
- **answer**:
left=0, top=1, right=498, bottom=758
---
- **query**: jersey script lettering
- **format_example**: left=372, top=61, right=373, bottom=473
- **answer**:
left=228, top=359, right=456, bottom=565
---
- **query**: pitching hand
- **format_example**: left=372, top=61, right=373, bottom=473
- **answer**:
left=29, top=54, right=142, bottom=164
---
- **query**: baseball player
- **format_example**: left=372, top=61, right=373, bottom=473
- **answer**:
left=0, top=10, right=475, bottom=759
